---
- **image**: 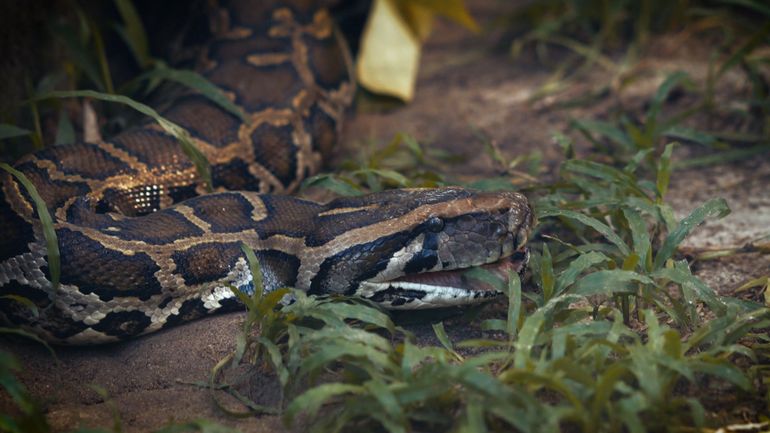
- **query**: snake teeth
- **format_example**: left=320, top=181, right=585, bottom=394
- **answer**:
left=357, top=282, right=503, bottom=309
left=357, top=248, right=530, bottom=310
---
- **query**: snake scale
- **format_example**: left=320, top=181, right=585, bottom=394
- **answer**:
left=0, top=0, right=533, bottom=344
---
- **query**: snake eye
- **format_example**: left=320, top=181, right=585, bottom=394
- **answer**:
left=492, top=222, right=507, bottom=238
left=426, top=216, right=444, bottom=232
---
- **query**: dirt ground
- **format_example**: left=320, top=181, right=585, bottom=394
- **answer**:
left=1, top=1, right=768, bottom=432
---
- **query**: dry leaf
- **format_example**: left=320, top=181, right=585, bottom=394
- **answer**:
left=357, top=0, right=420, bottom=101
left=83, top=99, right=103, bottom=143
left=399, top=2, right=434, bottom=41
left=406, top=0, right=479, bottom=32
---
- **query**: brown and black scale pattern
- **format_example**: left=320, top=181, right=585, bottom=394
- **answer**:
left=0, top=0, right=356, bottom=343
left=0, top=0, right=534, bottom=344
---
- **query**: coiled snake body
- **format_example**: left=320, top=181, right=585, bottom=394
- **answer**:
left=0, top=0, right=533, bottom=344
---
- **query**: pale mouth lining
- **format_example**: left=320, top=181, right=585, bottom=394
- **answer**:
left=357, top=247, right=530, bottom=309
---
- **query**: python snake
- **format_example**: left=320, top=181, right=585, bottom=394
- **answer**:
left=0, top=0, right=533, bottom=344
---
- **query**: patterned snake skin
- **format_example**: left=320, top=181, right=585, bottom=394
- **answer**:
left=0, top=0, right=533, bottom=344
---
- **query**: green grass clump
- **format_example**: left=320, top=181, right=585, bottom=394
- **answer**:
left=506, top=0, right=770, bottom=149
left=224, top=155, right=768, bottom=432
left=206, top=63, right=770, bottom=430
left=507, top=0, right=770, bottom=72
left=221, top=238, right=766, bottom=432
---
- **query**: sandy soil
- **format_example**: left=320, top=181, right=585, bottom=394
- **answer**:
left=1, top=1, right=768, bottom=431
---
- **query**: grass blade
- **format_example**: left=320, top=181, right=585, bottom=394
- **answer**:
left=506, top=271, right=522, bottom=340
left=33, top=90, right=212, bottom=191
left=284, top=383, right=365, bottom=425
left=539, top=208, right=630, bottom=256
left=139, top=64, right=248, bottom=122
left=653, top=198, right=730, bottom=269
left=655, top=143, right=675, bottom=200
left=113, top=0, right=151, bottom=68
left=573, top=270, right=653, bottom=296
left=717, top=21, right=770, bottom=78
left=0, top=125, right=31, bottom=140
left=0, top=163, right=59, bottom=290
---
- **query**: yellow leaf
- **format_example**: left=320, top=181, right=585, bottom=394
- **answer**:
left=406, top=0, right=479, bottom=32
left=357, top=0, right=421, bottom=101
left=400, top=3, right=434, bottom=41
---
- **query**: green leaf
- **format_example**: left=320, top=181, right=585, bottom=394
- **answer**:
left=655, top=143, right=674, bottom=200
left=573, top=270, right=653, bottom=296
left=514, top=309, right=545, bottom=369
left=0, top=296, right=39, bottom=318
left=0, top=163, right=59, bottom=290
left=458, top=399, right=487, bottom=433
left=256, top=336, right=289, bottom=388
left=623, top=148, right=653, bottom=173
left=622, top=207, right=651, bottom=271
left=302, top=174, right=364, bottom=196
left=562, top=159, right=648, bottom=198
left=506, top=271, right=522, bottom=340
left=363, top=379, right=406, bottom=429
left=552, top=131, right=575, bottom=158
left=297, top=340, right=392, bottom=377
left=432, top=322, right=454, bottom=352
left=0, top=124, right=31, bottom=140
left=315, top=301, right=394, bottom=332
left=663, top=126, right=719, bottom=148
left=399, top=133, right=424, bottom=159
left=480, top=319, right=506, bottom=332
left=284, top=383, right=365, bottom=425
left=645, top=71, right=691, bottom=132
left=466, top=177, right=517, bottom=192
left=540, top=243, right=554, bottom=302
left=539, top=208, right=630, bottom=256
left=113, top=0, right=152, bottom=68
left=653, top=198, right=731, bottom=269
left=589, top=363, right=630, bottom=429
left=718, top=21, right=770, bottom=78
left=0, top=328, right=57, bottom=361
left=571, top=119, right=635, bottom=151
left=139, top=65, right=247, bottom=122
left=673, top=145, right=770, bottom=169
left=555, top=251, right=611, bottom=295
left=652, top=262, right=724, bottom=314
left=462, top=267, right=506, bottom=292
left=355, top=168, right=409, bottom=187
left=689, top=360, right=751, bottom=391
left=684, top=398, right=706, bottom=429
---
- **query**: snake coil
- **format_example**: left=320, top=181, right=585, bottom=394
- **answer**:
left=0, top=0, right=533, bottom=344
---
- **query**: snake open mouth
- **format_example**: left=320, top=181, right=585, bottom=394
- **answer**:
left=356, top=247, right=530, bottom=309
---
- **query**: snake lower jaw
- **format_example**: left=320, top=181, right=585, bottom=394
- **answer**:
left=355, top=247, right=530, bottom=310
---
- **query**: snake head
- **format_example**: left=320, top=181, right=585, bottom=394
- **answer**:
left=305, top=187, right=533, bottom=308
